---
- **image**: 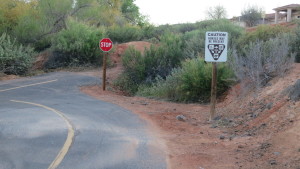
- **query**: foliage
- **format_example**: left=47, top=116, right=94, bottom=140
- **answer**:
left=291, top=24, right=300, bottom=63
left=115, top=33, right=185, bottom=94
left=114, top=46, right=144, bottom=94
left=48, top=20, right=105, bottom=68
left=231, top=34, right=295, bottom=91
left=183, top=19, right=244, bottom=58
left=241, top=5, right=263, bottom=27
left=0, top=33, right=34, bottom=75
left=138, top=58, right=234, bottom=103
left=0, top=0, right=37, bottom=34
left=107, top=25, right=142, bottom=43
left=236, top=24, right=291, bottom=56
left=143, top=33, right=184, bottom=82
left=121, top=0, right=146, bottom=26
left=206, top=5, right=227, bottom=20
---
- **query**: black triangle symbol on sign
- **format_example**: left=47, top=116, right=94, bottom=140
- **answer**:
left=207, top=44, right=225, bottom=60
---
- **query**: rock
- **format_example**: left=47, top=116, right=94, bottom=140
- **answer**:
left=269, top=160, right=277, bottom=165
left=261, top=143, right=272, bottom=150
left=238, top=145, right=244, bottom=149
left=219, top=135, right=225, bottom=140
left=176, top=115, right=187, bottom=122
left=210, top=124, right=218, bottom=128
left=266, top=102, right=273, bottom=109
left=140, top=102, right=148, bottom=105
left=274, top=152, right=281, bottom=156
left=213, top=116, right=222, bottom=121
left=289, top=79, right=300, bottom=101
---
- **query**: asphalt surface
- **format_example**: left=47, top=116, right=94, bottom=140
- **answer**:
left=0, top=72, right=166, bottom=169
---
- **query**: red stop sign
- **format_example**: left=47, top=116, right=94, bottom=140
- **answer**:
left=99, top=38, right=113, bottom=52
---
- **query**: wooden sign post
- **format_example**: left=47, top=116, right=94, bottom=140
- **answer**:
left=205, top=32, right=228, bottom=121
left=99, top=38, right=113, bottom=91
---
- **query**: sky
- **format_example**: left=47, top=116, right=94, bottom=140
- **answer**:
left=135, top=0, right=300, bottom=25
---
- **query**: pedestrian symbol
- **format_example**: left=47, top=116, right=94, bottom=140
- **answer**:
left=207, top=44, right=226, bottom=61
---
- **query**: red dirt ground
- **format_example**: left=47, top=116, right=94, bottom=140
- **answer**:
left=80, top=41, right=300, bottom=169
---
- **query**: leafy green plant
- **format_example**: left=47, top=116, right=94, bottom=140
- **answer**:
left=236, top=24, right=291, bottom=55
left=48, top=19, right=105, bottom=68
left=231, top=33, right=295, bottom=91
left=0, top=33, right=34, bottom=75
left=291, top=23, right=300, bottom=63
left=107, top=25, right=142, bottom=43
left=114, top=33, right=185, bottom=95
left=138, top=58, right=234, bottom=103
left=183, top=19, right=244, bottom=58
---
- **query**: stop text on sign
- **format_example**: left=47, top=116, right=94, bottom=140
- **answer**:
left=100, top=42, right=112, bottom=48
left=99, top=38, right=113, bottom=52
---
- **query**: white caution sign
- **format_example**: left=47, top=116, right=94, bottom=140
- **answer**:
left=205, top=32, right=228, bottom=62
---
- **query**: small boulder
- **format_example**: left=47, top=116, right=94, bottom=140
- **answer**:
left=219, top=135, right=225, bottom=140
left=176, top=115, right=187, bottom=122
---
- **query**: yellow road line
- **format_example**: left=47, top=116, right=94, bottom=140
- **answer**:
left=0, top=79, right=58, bottom=92
left=10, top=100, right=75, bottom=169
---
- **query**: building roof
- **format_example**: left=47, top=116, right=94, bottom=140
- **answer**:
left=273, top=4, right=300, bottom=11
left=264, top=13, right=286, bottom=19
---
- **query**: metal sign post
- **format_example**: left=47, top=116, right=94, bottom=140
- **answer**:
left=205, top=32, right=228, bottom=121
left=99, top=38, right=113, bottom=91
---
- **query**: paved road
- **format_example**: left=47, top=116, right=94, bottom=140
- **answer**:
left=0, top=72, right=166, bottom=169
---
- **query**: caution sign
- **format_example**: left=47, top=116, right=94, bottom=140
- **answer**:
left=205, top=32, right=228, bottom=62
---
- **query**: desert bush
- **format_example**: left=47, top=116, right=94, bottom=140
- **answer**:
left=291, top=24, right=300, bottom=63
left=113, top=46, right=144, bottom=94
left=0, top=33, right=34, bottom=75
left=236, top=25, right=291, bottom=55
left=144, top=33, right=184, bottom=82
left=231, top=34, right=295, bottom=91
left=48, top=20, right=105, bottom=68
left=114, top=33, right=185, bottom=94
left=138, top=58, right=234, bottom=103
left=183, top=19, right=244, bottom=58
left=107, top=25, right=142, bottom=43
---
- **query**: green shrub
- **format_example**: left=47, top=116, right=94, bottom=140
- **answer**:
left=144, top=33, right=184, bottom=82
left=107, top=25, right=142, bottom=43
left=291, top=24, right=300, bottom=63
left=236, top=25, right=291, bottom=56
left=48, top=20, right=105, bottom=68
left=231, top=33, right=295, bottom=91
left=122, top=46, right=145, bottom=84
left=0, top=33, right=34, bottom=75
left=138, top=58, right=234, bottom=103
left=114, top=33, right=185, bottom=94
left=183, top=19, right=244, bottom=58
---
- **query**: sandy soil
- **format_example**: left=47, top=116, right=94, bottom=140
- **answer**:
left=80, top=41, right=300, bottom=169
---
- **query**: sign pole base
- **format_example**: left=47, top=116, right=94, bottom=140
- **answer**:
left=209, top=63, right=217, bottom=121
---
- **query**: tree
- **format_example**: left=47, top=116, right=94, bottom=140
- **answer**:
left=206, top=5, right=227, bottom=20
left=241, top=5, right=263, bottom=27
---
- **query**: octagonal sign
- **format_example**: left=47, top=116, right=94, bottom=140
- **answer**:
left=99, top=38, right=113, bottom=52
